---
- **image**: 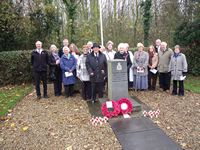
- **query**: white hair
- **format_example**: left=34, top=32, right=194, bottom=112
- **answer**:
left=87, top=41, right=93, bottom=45
left=161, top=42, right=167, bottom=47
left=63, top=46, right=70, bottom=52
left=118, top=43, right=125, bottom=50
left=124, top=43, right=129, bottom=48
left=137, top=42, right=144, bottom=48
left=35, top=41, right=42, bottom=45
left=156, top=39, right=161, bottom=43
left=50, top=44, right=57, bottom=51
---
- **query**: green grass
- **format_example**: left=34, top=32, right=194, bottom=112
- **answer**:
left=0, top=85, right=33, bottom=116
left=185, top=76, right=200, bottom=93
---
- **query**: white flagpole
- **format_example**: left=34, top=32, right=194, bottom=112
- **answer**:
left=99, top=0, right=104, bottom=46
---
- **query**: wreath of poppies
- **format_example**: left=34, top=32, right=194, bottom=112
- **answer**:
left=118, top=98, right=133, bottom=114
left=101, top=100, right=120, bottom=118
left=101, top=98, right=133, bottom=118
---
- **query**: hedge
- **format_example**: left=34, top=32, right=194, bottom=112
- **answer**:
left=0, top=50, right=33, bottom=86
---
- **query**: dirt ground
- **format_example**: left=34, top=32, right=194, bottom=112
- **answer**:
left=130, top=89, right=200, bottom=150
left=0, top=84, right=121, bottom=150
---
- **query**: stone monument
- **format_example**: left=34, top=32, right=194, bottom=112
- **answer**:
left=107, top=59, right=128, bottom=100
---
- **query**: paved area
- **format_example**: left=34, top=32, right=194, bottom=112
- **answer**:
left=88, top=97, right=182, bottom=150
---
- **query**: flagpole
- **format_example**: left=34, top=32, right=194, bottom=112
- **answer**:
left=99, top=0, right=104, bottom=46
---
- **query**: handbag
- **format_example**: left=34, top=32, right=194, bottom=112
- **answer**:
left=50, top=72, right=56, bottom=81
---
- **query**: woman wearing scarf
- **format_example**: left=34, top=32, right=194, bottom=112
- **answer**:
left=132, top=43, right=149, bottom=90
left=169, top=45, right=188, bottom=96
left=114, top=43, right=132, bottom=73
left=60, top=46, right=77, bottom=98
left=49, top=44, right=62, bottom=96
left=148, top=45, right=158, bottom=90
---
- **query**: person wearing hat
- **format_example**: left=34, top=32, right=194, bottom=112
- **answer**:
left=86, top=43, right=107, bottom=103
left=132, top=43, right=149, bottom=90
left=60, top=46, right=77, bottom=98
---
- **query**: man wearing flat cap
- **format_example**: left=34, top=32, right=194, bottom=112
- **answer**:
left=86, top=43, right=107, bottom=103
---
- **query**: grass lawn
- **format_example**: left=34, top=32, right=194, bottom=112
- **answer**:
left=0, top=85, right=33, bottom=116
left=185, top=75, right=200, bottom=93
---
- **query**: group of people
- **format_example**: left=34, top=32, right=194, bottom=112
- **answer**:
left=31, top=38, right=188, bottom=102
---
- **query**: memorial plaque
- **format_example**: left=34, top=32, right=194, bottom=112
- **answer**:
left=108, top=59, right=128, bottom=100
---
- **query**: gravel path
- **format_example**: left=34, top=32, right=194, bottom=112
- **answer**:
left=0, top=84, right=121, bottom=150
left=130, top=90, right=200, bottom=150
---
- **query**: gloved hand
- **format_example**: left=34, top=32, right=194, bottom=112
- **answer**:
left=182, top=72, right=187, bottom=76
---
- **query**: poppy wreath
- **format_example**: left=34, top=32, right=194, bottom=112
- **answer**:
left=101, top=100, right=121, bottom=118
left=117, top=98, right=133, bottom=114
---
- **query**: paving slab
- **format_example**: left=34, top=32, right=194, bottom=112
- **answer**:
left=116, top=128, right=182, bottom=150
left=109, top=117, right=182, bottom=150
left=109, top=117, right=158, bottom=135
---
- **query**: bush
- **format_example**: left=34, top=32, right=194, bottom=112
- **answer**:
left=0, top=50, right=33, bottom=86
left=173, top=18, right=200, bottom=75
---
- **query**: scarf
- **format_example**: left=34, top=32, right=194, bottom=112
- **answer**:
left=174, top=52, right=180, bottom=58
left=148, top=51, right=154, bottom=66
left=64, top=53, right=71, bottom=59
left=52, top=52, right=60, bottom=61
left=136, top=51, right=142, bottom=61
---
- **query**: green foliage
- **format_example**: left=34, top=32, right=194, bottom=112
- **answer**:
left=0, top=50, right=33, bottom=85
left=174, top=18, right=200, bottom=75
left=141, top=0, right=152, bottom=46
left=0, top=0, right=30, bottom=51
left=185, top=76, right=200, bottom=93
left=63, top=0, right=81, bottom=43
left=29, top=2, right=61, bottom=47
left=0, top=85, right=33, bottom=116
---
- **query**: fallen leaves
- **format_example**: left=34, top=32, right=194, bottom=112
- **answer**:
left=22, top=126, right=29, bottom=132
left=65, top=146, right=73, bottom=150
left=0, top=85, right=121, bottom=149
left=131, top=90, right=200, bottom=150
left=10, top=123, right=15, bottom=128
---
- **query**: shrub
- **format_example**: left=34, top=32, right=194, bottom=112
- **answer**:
left=0, top=50, right=33, bottom=86
left=173, top=18, right=200, bottom=75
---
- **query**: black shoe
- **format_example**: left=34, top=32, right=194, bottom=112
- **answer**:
left=55, top=94, right=61, bottom=97
left=44, top=95, right=49, bottom=99
left=172, top=92, right=177, bottom=96
left=37, top=96, right=41, bottom=100
left=178, top=94, right=184, bottom=96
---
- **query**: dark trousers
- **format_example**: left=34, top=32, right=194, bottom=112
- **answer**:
left=159, top=72, right=171, bottom=91
left=81, top=81, right=92, bottom=100
left=91, top=82, right=104, bottom=101
left=53, top=72, right=62, bottom=96
left=172, top=80, right=184, bottom=95
left=34, top=71, right=47, bottom=96
left=64, top=84, right=74, bottom=97
left=148, top=71, right=157, bottom=90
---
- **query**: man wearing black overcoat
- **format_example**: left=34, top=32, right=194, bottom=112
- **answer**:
left=86, top=43, right=107, bottom=103
left=31, top=41, right=49, bottom=99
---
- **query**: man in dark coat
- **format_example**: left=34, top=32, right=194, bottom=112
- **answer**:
left=31, top=41, right=49, bottom=99
left=58, top=39, right=69, bottom=57
left=86, top=43, right=107, bottom=103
